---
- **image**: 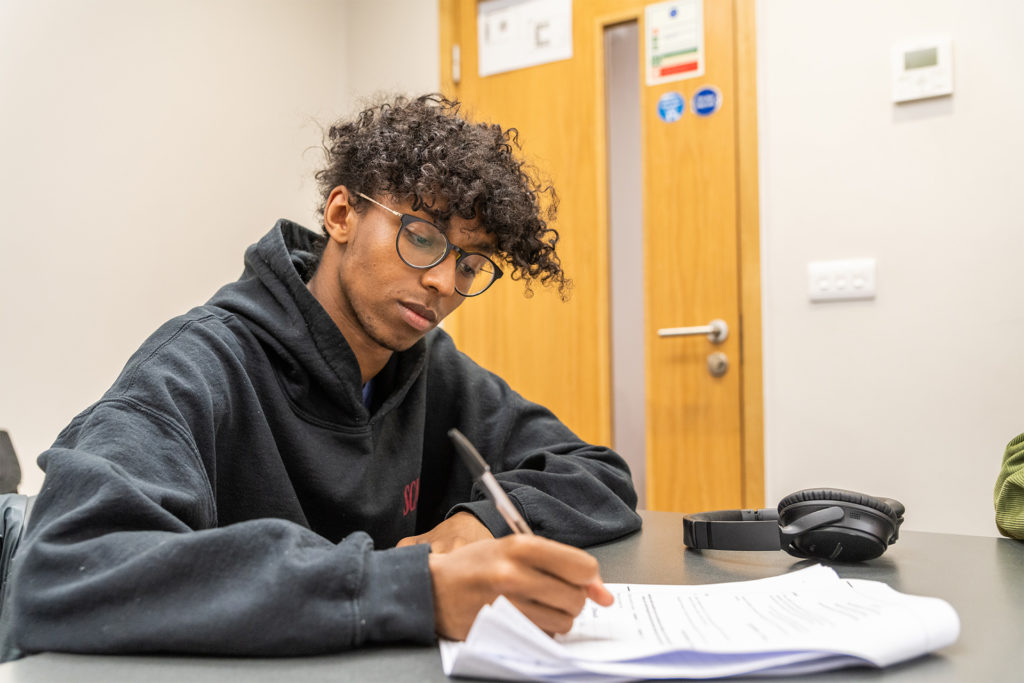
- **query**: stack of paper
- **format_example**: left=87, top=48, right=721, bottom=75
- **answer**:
left=440, top=564, right=959, bottom=681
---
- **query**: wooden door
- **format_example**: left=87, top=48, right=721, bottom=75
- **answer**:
left=439, top=0, right=763, bottom=513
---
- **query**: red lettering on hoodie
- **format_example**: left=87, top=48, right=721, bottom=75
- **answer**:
left=402, top=477, right=420, bottom=516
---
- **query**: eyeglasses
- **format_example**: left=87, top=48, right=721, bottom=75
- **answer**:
left=355, top=192, right=503, bottom=297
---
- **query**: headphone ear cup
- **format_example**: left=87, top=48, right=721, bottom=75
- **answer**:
left=777, top=488, right=903, bottom=562
left=778, top=488, right=900, bottom=519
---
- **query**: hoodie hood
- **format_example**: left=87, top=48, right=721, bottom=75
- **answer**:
left=205, top=220, right=426, bottom=427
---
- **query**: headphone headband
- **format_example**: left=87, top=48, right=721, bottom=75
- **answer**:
left=682, top=508, right=781, bottom=551
left=682, top=488, right=905, bottom=562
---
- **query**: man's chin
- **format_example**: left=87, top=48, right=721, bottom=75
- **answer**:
left=375, top=329, right=429, bottom=353
left=388, top=339, right=420, bottom=352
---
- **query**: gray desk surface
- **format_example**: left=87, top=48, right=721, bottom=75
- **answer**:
left=1, top=509, right=1022, bottom=682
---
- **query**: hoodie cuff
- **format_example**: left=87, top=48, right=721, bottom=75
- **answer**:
left=360, top=543, right=435, bottom=644
left=448, top=500, right=516, bottom=537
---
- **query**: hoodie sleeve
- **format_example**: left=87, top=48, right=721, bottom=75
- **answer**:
left=8, top=394, right=434, bottom=658
left=430, top=334, right=642, bottom=546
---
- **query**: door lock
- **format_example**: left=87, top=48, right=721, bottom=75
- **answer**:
left=707, top=352, right=729, bottom=378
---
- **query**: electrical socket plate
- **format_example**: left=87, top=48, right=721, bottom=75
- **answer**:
left=807, top=258, right=876, bottom=302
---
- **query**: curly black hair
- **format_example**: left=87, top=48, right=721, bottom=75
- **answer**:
left=314, top=94, right=569, bottom=298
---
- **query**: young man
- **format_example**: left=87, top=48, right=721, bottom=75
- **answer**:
left=3, top=95, right=641, bottom=659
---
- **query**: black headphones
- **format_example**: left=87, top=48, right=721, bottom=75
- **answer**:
left=683, top=488, right=905, bottom=562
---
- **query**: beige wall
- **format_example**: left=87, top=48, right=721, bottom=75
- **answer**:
left=345, top=0, right=441, bottom=99
left=0, top=0, right=439, bottom=494
left=757, top=0, right=1024, bottom=536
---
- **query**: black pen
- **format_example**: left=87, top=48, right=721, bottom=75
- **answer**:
left=448, top=428, right=533, bottom=535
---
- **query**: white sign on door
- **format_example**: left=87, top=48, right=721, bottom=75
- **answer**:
left=477, top=0, right=573, bottom=77
left=646, top=0, right=705, bottom=85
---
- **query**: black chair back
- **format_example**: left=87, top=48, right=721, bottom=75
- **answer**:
left=0, top=431, right=20, bottom=495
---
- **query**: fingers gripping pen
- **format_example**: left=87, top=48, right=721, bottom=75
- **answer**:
left=448, top=428, right=533, bottom=535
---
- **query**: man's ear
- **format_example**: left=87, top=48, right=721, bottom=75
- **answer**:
left=324, top=186, right=357, bottom=244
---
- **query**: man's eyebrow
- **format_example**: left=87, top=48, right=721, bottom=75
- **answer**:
left=452, top=231, right=498, bottom=254
left=441, top=223, right=495, bottom=254
left=461, top=240, right=496, bottom=254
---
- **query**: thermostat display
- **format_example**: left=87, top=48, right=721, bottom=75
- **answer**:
left=892, top=37, right=952, bottom=103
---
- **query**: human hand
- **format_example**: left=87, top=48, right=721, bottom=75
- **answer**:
left=428, top=534, right=614, bottom=640
left=396, top=511, right=494, bottom=553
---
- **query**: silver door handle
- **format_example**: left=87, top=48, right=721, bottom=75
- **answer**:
left=656, top=318, right=728, bottom=344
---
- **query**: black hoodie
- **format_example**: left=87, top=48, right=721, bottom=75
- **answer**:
left=5, top=220, right=640, bottom=659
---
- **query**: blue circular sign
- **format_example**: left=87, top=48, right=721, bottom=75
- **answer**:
left=656, top=91, right=685, bottom=123
left=693, top=87, right=722, bottom=116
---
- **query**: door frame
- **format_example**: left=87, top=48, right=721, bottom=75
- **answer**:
left=734, top=1, right=764, bottom=508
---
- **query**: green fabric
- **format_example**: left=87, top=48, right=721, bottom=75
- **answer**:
left=994, top=432, right=1024, bottom=539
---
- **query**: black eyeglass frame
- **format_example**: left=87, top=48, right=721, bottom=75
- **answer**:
left=355, top=192, right=504, bottom=297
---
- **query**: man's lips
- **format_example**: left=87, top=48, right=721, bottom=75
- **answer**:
left=402, top=301, right=437, bottom=323
left=399, top=301, right=438, bottom=330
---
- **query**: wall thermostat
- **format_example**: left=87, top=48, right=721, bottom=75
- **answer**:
left=891, top=36, right=953, bottom=103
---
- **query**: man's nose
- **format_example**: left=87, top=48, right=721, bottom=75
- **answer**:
left=420, top=251, right=459, bottom=296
